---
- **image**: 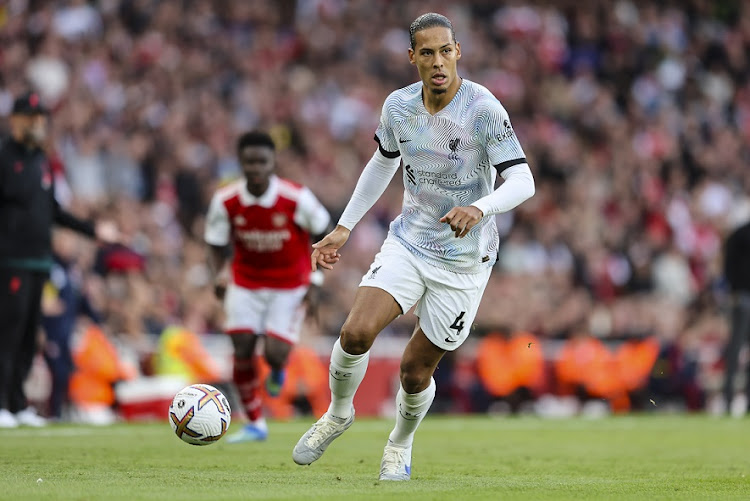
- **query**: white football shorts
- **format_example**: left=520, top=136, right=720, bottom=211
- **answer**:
left=359, top=236, right=492, bottom=351
left=223, top=284, right=308, bottom=344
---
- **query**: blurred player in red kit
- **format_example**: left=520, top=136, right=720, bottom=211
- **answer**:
left=204, top=131, right=330, bottom=442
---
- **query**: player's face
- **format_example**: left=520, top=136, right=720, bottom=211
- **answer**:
left=239, top=145, right=275, bottom=196
left=408, top=27, right=461, bottom=96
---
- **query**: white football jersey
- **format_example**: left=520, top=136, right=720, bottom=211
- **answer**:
left=375, top=79, right=527, bottom=274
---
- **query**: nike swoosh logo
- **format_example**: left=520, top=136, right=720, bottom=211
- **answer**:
left=444, top=337, right=457, bottom=343
left=399, top=138, right=411, bottom=143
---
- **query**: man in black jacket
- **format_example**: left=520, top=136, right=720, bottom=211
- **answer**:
left=722, top=219, right=750, bottom=416
left=0, top=92, right=116, bottom=428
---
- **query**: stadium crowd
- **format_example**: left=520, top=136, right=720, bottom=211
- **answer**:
left=2, top=0, right=750, bottom=415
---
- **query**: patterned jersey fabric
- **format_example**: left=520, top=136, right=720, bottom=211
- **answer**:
left=375, top=79, right=527, bottom=274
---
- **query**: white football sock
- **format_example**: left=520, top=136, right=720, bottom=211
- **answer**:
left=388, top=378, right=436, bottom=448
left=250, top=416, right=267, bottom=431
left=327, top=337, right=370, bottom=420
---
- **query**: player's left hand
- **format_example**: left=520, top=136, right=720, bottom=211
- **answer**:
left=440, top=206, right=484, bottom=238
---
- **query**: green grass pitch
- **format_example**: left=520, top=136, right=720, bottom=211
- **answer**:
left=1, top=415, right=748, bottom=500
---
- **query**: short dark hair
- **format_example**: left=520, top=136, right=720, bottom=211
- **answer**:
left=237, top=130, right=275, bottom=156
left=409, top=13, right=456, bottom=50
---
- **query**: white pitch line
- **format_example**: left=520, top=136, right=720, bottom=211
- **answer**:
left=0, top=427, right=137, bottom=437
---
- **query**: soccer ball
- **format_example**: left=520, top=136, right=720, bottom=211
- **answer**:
left=169, top=384, right=231, bottom=446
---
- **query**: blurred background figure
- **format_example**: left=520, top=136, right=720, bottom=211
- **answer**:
left=68, top=324, right=137, bottom=425
left=204, top=131, right=330, bottom=442
left=554, top=331, right=624, bottom=416
left=153, top=325, right=221, bottom=385
left=40, top=230, right=102, bottom=421
left=0, top=91, right=117, bottom=428
left=721, top=218, right=750, bottom=417
left=472, top=328, right=544, bottom=415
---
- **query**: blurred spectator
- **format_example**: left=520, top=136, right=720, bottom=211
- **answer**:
left=721, top=218, right=750, bottom=416
left=0, top=91, right=117, bottom=429
left=153, top=325, right=221, bottom=384
left=614, top=336, right=660, bottom=410
left=68, top=324, right=137, bottom=425
left=40, top=231, right=101, bottom=421
left=648, top=337, right=703, bottom=412
left=555, top=332, right=628, bottom=414
left=472, top=328, right=544, bottom=414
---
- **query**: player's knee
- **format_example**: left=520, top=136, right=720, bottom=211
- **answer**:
left=339, top=320, right=378, bottom=355
left=231, top=333, right=256, bottom=360
left=399, top=362, right=431, bottom=394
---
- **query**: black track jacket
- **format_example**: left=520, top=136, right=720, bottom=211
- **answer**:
left=0, top=136, right=94, bottom=271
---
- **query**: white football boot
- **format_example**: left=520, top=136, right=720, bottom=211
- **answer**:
left=379, top=441, right=412, bottom=481
left=0, top=409, right=19, bottom=428
left=15, top=407, right=47, bottom=427
left=292, top=407, right=354, bottom=465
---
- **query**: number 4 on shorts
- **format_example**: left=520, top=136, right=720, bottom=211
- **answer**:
left=449, top=311, right=466, bottom=334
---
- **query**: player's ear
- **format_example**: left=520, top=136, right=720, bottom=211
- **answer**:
left=408, top=48, right=416, bottom=65
left=455, top=42, right=461, bottom=61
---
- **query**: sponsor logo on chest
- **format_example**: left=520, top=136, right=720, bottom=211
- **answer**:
left=236, top=229, right=291, bottom=252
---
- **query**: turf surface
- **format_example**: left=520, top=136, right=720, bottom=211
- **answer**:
left=1, top=415, right=748, bottom=500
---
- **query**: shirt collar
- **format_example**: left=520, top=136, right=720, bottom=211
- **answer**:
left=239, top=175, right=278, bottom=208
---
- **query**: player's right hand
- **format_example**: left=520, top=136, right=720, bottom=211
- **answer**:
left=311, top=225, right=350, bottom=271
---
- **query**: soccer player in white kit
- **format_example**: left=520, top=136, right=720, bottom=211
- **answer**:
left=292, top=13, right=535, bottom=479
left=205, top=131, right=330, bottom=443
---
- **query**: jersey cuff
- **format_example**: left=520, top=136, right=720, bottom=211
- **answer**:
left=374, top=134, right=400, bottom=159
left=204, top=236, right=229, bottom=247
left=470, top=201, right=490, bottom=218
left=493, top=157, right=526, bottom=173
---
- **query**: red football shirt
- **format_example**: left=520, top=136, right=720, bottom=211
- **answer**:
left=205, top=176, right=330, bottom=289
